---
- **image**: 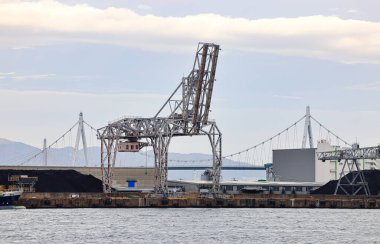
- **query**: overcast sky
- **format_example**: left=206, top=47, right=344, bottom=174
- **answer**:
left=0, top=0, right=379, bottom=154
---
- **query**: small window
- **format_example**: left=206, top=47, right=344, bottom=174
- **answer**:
left=226, top=185, right=233, bottom=191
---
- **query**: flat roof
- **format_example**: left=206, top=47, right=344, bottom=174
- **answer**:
left=169, top=179, right=323, bottom=187
left=273, top=148, right=316, bottom=151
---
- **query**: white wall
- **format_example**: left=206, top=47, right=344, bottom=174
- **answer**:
left=315, top=140, right=337, bottom=183
left=316, top=141, right=378, bottom=182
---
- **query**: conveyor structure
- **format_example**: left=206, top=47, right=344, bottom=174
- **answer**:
left=318, top=145, right=380, bottom=195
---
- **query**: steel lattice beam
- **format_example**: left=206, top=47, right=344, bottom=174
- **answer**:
left=318, top=146, right=380, bottom=161
left=318, top=146, right=380, bottom=196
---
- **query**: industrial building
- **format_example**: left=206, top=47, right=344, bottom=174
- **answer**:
left=272, top=140, right=334, bottom=183
left=272, top=140, right=378, bottom=183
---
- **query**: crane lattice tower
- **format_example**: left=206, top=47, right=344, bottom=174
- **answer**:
left=98, top=43, right=222, bottom=195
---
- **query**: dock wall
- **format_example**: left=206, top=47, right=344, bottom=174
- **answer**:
left=16, top=193, right=380, bottom=209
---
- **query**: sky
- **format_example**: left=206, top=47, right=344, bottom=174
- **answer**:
left=0, top=0, right=380, bottom=155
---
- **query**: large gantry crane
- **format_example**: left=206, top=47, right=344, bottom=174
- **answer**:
left=318, top=145, right=380, bottom=196
left=98, top=43, right=222, bottom=195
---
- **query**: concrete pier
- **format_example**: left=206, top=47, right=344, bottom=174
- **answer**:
left=16, top=193, right=380, bottom=209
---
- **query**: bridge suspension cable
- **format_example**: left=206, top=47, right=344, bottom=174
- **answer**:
left=15, top=113, right=98, bottom=166
left=9, top=108, right=352, bottom=169
left=165, top=115, right=306, bottom=165
left=223, top=115, right=306, bottom=159
left=165, top=108, right=351, bottom=167
left=17, top=122, right=79, bottom=165
left=310, top=116, right=350, bottom=146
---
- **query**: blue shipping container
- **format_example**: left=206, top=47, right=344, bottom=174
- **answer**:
left=127, top=181, right=136, bottom=188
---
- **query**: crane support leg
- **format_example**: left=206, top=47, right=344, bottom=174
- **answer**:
left=334, top=159, right=370, bottom=196
left=100, top=127, right=120, bottom=193
left=151, top=135, right=171, bottom=195
left=207, top=123, right=222, bottom=193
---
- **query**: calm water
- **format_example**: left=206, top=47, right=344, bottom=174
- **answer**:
left=1, top=208, right=379, bottom=243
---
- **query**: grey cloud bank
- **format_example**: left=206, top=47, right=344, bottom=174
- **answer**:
left=0, top=1, right=380, bottom=63
left=0, top=0, right=379, bottom=153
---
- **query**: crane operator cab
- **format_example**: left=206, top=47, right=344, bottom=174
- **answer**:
left=117, top=141, right=140, bottom=152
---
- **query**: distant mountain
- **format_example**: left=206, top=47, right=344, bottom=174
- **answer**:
left=0, top=138, right=13, bottom=144
left=0, top=138, right=42, bottom=165
left=0, top=138, right=251, bottom=168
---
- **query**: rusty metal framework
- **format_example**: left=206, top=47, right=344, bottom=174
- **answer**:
left=98, top=43, right=222, bottom=195
left=318, top=146, right=380, bottom=196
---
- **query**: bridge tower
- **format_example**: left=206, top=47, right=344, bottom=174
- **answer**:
left=302, top=106, right=314, bottom=148
left=72, top=112, right=89, bottom=167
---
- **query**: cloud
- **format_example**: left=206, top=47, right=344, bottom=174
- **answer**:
left=328, top=8, right=339, bottom=12
left=0, top=88, right=171, bottom=98
left=0, top=1, right=380, bottom=63
left=12, top=46, right=33, bottom=50
left=347, top=9, right=359, bottom=14
left=272, top=95, right=303, bottom=100
left=0, top=72, right=56, bottom=80
left=346, top=81, right=380, bottom=91
left=0, top=72, right=16, bottom=76
left=137, top=4, right=152, bottom=11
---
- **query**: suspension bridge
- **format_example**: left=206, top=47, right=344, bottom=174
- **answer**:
left=5, top=112, right=99, bottom=167
left=8, top=106, right=349, bottom=172
left=164, top=106, right=350, bottom=171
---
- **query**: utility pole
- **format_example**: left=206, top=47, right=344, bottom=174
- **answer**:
left=43, top=138, right=47, bottom=166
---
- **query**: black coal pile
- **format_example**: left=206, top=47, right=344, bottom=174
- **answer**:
left=312, top=170, right=380, bottom=195
left=0, top=170, right=102, bottom=192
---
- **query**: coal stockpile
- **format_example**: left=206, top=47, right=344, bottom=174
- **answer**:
left=0, top=170, right=102, bottom=192
left=312, top=170, right=380, bottom=195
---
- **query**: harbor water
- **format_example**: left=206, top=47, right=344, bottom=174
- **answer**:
left=1, top=208, right=379, bottom=243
